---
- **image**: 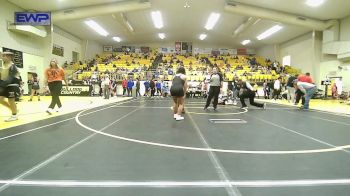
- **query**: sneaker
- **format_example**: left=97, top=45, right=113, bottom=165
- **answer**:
left=5, top=115, right=18, bottom=122
left=56, top=107, right=62, bottom=112
left=263, top=103, right=266, bottom=109
left=213, top=107, right=217, bottom=111
left=173, top=114, right=178, bottom=119
left=176, top=115, right=184, bottom=121
left=241, top=106, right=248, bottom=109
left=203, top=107, right=208, bottom=110
left=46, top=108, right=54, bottom=115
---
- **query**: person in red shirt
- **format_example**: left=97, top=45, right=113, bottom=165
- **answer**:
left=122, top=78, right=127, bottom=96
left=297, top=72, right=313, bottom=84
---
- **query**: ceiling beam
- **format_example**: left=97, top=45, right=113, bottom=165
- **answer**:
left=52, top=0, right=151, bottom=22
left=225, top=1, right=338, bottom=31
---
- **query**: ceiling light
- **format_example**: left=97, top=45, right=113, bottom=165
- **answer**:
left=205, top=12, right=220, bottom=30
left=257, top=25, right=283, bottom=40
left=241, top=40, right=251, bottom=45
left=158, top=33, right=165, bottom=39
left=113, top=37, right=121, bottom=42
left=199, top=34, right=207, bottom=40
left=84, top=20, right=109, bottom=37
left=151, top=11, right=163, bottom=29
left=306, top=0, right=325, bottom=7
left=184, top=2, right=190, bottom=8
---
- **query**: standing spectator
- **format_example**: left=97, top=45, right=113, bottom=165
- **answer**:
left=110, top=78, right=117, bottom=97
left=135, top=78, right=141, bottom=97
left=29, top=73, right=40, bottom=101
left=102, top=75, right=110, bottom=99
left=122, top=78, right=127, bottom=96
left=263, top=80, right=270, bottom=99
left=286, top=74, right=297, bottom=103
left=273, top=77, right=282, bottom=100
left=156, top=80, right=162, bottom=96
left=144, top=79, right=150, bottom=97
left=45, top=58, right=68, bottom=114
left=127, top=78, right=134, bottom=97
left=150, top=78, right=156, bottom=97
left=335, top=78, right=343, bottom=99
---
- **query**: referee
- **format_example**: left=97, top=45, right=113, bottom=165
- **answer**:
left=204, top=67, right=223, bottom=110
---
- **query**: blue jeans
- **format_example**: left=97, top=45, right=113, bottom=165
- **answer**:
left=304, top=86, right=317, bottom=109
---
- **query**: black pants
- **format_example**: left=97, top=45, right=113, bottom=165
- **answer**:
left=240, top=90, right=263, bottom=108
left=157, top=88, right=162, bottom=96
left=273, top=89, right=281, bottom=100
left=151, top=88, right=155, bottom=97
left=48, top=81, right=62, bottom=109
left=123, top=88, right=127, bottom=95
left=295, top=89, right=305, bottom=105
left=205, top=86, right=220, bottom=109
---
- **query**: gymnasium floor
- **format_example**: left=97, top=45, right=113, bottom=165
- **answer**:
left=0, top=97, right=350, bottom=196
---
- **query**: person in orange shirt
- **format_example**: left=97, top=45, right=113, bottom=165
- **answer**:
left=44, top=59, right=68, bottom=114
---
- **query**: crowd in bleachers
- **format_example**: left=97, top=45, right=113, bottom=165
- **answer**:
left=65, top=51, right=307, bottom=100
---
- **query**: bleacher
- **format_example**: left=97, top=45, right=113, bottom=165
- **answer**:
left=71, top=52, right=301, bottom=84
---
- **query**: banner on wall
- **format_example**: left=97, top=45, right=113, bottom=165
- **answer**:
left=103, top=45, right=113, bottom=52
left=61, top=86, right=90, bottom=96
left=237, top=48, right=247, bottom=55
left=140, top=46, right=150, bottom=53
left=122, top=46, right=135, bottom=52
left=2, top=47, right=23, bottom=68
left=175, top=42, right=181, bottom=53
left=113, top=47, right=123, bottom=52
left=52, top=44, right=64, bottom=57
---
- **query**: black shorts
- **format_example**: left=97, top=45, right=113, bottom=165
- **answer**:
left=170, top=86, right=184, bottom=97
left=0, top=85, right=20, bottom=98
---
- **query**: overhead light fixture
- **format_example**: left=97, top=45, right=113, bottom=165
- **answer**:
left=84, top=20, right=109, bottom=37
left=151, top=11, right=163, bottom=29
left=257, top=25, right=283, bottom=40
left=306, top=0, right=325, bottom=7
left=113, top=37, right=121, bottom=42
left=120, top=13, right=135, bottom=32
left=158, top=33, right=165, bottom=39
left=241, top=40, right=251, bottom=45
left=199, top=34, right=207, bottom=40
left=205, top=12, right=220, bottom=30
left=184, top=1, right=190, bottom=8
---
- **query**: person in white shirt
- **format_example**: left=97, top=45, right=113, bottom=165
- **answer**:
left=102, top=75, right=110, bottom=99
left=273, top=77, right=282, bottom=100
left=335, top=78, right=343, bottom=99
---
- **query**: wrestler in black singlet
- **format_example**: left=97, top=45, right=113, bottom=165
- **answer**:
left=170, top=74, right=185, bottom=97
